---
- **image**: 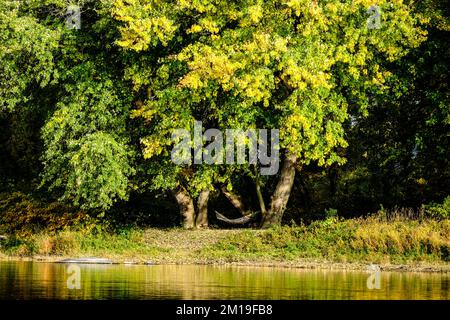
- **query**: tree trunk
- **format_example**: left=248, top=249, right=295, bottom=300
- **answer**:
left=195, top=189, right=210, bottom=228
left=262, top=153, right=298, bottom=228
left=174, top=187, right=195, bottom=229
left=255, top=175, right=267, bottom=219
left=221, top=186, right=252, bottom=216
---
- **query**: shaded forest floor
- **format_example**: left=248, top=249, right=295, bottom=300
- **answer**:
left=1, top=216, right=449, bottom=272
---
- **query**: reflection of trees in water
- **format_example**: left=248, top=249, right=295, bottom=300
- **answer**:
left=0, top=262, right=448, bottom=300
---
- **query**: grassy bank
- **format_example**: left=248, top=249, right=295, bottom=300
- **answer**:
left=1, top=216, right=449, bottom=271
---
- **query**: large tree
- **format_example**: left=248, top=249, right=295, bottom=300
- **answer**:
left=112, top=0, right=427, bottom=227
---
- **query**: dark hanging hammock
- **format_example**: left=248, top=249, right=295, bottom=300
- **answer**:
left=215, top=210, right=259, bottom=225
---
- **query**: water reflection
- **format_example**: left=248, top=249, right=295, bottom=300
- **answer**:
left=0, top=261, right=448, bottom=300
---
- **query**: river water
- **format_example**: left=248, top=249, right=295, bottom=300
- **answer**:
left=0, top=261, right=448, bottom=299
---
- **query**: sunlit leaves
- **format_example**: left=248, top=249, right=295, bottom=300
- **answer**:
left=41, top=69, right=134, bottom=211
left=112, top=0, right=426, bottom=183
left=112, top=0, right=178, bottom=50
left=0, top=1, right=61, bottom=111
left=66, top=132, right=134, bottom=210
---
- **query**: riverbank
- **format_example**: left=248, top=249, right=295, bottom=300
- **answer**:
left=1, top=217, right=449, bottom=272
left=1, top=254, right=448, bottom=272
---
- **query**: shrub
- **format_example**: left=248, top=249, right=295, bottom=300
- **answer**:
left=0, top=192, right=94, bottom=236
left=425, top=196, right=450, bottom=219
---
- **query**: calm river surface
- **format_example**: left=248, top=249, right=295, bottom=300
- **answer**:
left=0, top=261, right=448, bottom=299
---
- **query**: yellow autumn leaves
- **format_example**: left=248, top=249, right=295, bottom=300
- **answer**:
left=111, top=0, right=427, bottom=168
left=113, top=0, right=177, bottom=50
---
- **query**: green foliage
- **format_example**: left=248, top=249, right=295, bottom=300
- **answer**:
left=324, top=208, right=338, bottom=218
left=39, top=48, right=135, bottom=211
left=66, top=132, right=135, bottom=210
left=0, top=0, right=138, bottom=211
left=41, top=102, right=135, bottom=210
left=0, top=0, right=61, bottom=111
left=325, top=24, right=450, bottom=215
left=0, top=0, right=448, bottom=228
left=110, top=0, right=428, bottom=202
left=425, top=196, right=450, bottom=219
left=206, top=215, right=450, bottom=263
